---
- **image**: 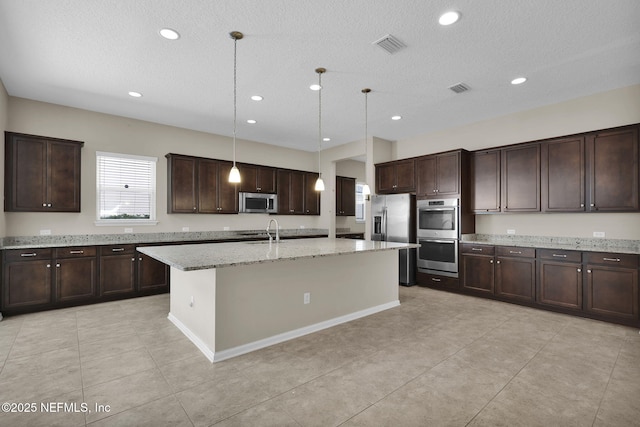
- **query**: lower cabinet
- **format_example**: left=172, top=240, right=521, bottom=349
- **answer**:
left=99, top=245, right=136, bottom=296
left=584, top=252, right=638, bottom=321
left=137, top=251, right=169, bottom=292
left=537, top=249, right=583, bottom=310
left=418, top=271, right=459, bottom=290
left=55, top=246, right=98, bottom=302
left=2, top=249, right=53, bottom=310
left=461, top=244, right=495, bottom=294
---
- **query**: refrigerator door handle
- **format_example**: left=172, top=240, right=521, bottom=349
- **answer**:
left=382, top=207, right=387, bottom=241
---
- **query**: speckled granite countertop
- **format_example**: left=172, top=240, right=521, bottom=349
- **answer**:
left=0, top=229, right=329, bottom=250
left=137, top=238, right=419, bottom=271
left=461, top=234, right=640, bottom=255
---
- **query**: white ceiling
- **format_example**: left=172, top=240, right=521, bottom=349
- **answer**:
left=0, top=0, right=639, bottom=152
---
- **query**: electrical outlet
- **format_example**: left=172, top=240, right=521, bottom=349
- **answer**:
left=300, top=225, right=306, bottom=229
left=182, top=226, right=190, bottom=232
left=223, top=226, right=230, bottom=231
left=303, top=292, right=310, bottom=304
left=189, top=296, right=194, bottom=307
left=40, top=229, right=51, bottom=235
left=506, top=229, right=516, bottom=235
left=124, top=228, right=133, bottom=233
left=593, top=231, right=605, bottom=238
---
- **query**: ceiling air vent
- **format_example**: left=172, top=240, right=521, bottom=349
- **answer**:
left=449, top=82, right=470, bottom=94
left=373, top=34, right=406, bottom=54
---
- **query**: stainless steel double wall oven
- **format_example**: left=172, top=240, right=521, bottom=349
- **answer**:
left=416, top=198, right=459, bottom=277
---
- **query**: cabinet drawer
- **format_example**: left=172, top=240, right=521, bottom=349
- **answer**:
left=4, top=248, right=53, bottom=262
left=537, top=248, right=581, bottom=263
left=584, top=252, right=638, bottom=269
left=460, top=243, right=495, bottom=255
left=55, top=246, right=97, bottom=258
left=100, top=244, right=136, bottom=256
left=496, top=246, right=535, bottom=258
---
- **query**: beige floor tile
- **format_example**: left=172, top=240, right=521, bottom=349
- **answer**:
left=77, top=320, right=136, bottom=344
left=212, top=399, right=299, bottom=427
left=83, top=368, right=173, bottom=423
left=81, top=347, right=157, bottom=387
left=159, top=354, right=241, bottom=393
left=144, top=335, right=203, bottom=366
left=79, top=332, right=146, bottom=362
left=86, top=395, right=192, bottom=427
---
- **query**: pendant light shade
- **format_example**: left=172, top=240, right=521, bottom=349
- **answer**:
left=314, top=67, right=326, bottom=192
left=361, top=88, right=372, bottom=197
left=228, top=31, right=243, bottom=183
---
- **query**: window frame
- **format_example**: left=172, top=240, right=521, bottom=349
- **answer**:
left=355, top=182, right=366, bottom=223
left=95, top=151, right=158, bottom=226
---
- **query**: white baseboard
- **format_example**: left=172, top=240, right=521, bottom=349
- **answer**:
left=169, top=299, right=400, bottom=363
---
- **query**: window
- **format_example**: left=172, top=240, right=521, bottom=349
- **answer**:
left=96, top=151, right=158, bottom=225
left=355, top=182, right=366, bottom=223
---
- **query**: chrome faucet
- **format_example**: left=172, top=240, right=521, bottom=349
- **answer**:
left=266, top=218, right=280, bottom=243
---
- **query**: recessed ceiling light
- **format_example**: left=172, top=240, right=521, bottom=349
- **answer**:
left=250, top=95, right=263, bottom=101
left=128, top=91, right=142, bottom=98
left=439, top=11, right=460, bottom=26
left=309, top=84, right=322, bottom=91
left=511, top=77, right=527, bottom=85
left=391, top=115, right=402, bottom=121
left=247, top=119, right=257, bottom=124
left=159, top=28, right=180, bottom=40
left=323, top=137, right=331, bottom=142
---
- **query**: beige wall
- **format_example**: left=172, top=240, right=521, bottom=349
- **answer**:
left=395, top=84, right=640, bottom=240
left=0, top=80, right=7, bottom=237
left=5, top=97, right=331, bottom=237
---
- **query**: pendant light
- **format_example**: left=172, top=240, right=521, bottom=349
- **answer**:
left=228, top=31, right=243, bottom=183
left=361, top=88, right=372, bottom=197
left=314, top=67, right=326, bottom=191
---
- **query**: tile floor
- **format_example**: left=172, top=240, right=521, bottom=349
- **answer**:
left=0, top=286, right=638, bottom=426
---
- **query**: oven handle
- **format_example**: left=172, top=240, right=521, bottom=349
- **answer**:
left=420, top=239, right=456, bottom=244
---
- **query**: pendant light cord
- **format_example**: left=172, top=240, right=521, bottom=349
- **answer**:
left=318, top=71, right=322, bottom=178
left=232, top=35, right=237, bottom=167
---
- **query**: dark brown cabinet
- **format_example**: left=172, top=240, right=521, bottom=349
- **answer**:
left=54, top=247, right=97, bottom=303
left=584, top=252, right=638, bottom=321
left=501, top=144, right=540, bottom=212
left=471, top=149, right=501, bottom=212
left=460, top=244, right=495, bottom=294
left=304, top=172, right=321, bottom=215
left=277, top=169, right=305, bottom=214
left=376, top=159, right=415, bottom=193
left=2, top=249, right=53, bottom=311
left=5, top=132, right=83, bottom=212
left=586, top=126, right=639, bottom=212
left=541, top=136, right=586, bottom=212
left=336, top=176, right=356, bottom=216
left=166, top=154, right=238, bottom=214
left=495, top=246, right=536, bottom=302
left=99, top=245, right=136, bottom=296
left=239, top=164, right=277, bottom=193
left=137, top=251, right=169, bottom=292
left=416, top=151, right=461, bottom=198
left=537, top=249, right=583, bottom=310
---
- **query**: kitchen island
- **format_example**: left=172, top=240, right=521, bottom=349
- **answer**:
left=138, top=238, right=418, bottom=362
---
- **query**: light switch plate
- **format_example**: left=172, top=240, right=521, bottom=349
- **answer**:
left=182, top=227, right=190, bottom=232
left=593, top=231, right=605, bottom=238
left=506, top=229, right=516, bottom=235
left=124, top=228, right=133, bottom=233
left=40, top=229, right=51, bottom=235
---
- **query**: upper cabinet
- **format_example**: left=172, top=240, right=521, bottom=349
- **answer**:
left=304, top=172, right=321, bottom=215
left=416, top=151, right=463, bottom=198
left=376, top=159, right=415, bottom=193
left=471, top=149, right=501, bottom=213
left=541, top=136, right=585, bottom=212
left=277, top=169, right=305, bottom=214
left=336, top=176, right=356, bottom=216
left=239, top=164, right=277, bottom=193
left=5, top=132, right=83, bottom=212
left=166, top=153, right=238, bottom=214
left=586, top=126, right=639, bottom=212
left=501, top=144, right=541, bottom=212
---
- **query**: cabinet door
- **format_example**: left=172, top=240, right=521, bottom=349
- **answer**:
left=216, top=161, right=239, bottom=213
left=304, top=172, right=320, bottom=215
left=435, top=152, right=460, bottom=197
left=100, top=254, right=136, bottom=296
left=56, top=257, right=97, bottom=302
left=585, top=265, right=638, bottom=320
left=336, top=177, right=355, bottom=216
left=502, top=144, right=540, bottom=212
left=461, top=254, right=494, bottom=294
left=168, top=156, right=197, bottom=213
left=587, top=127, right=639, bottom=212
left=257, top=167, right=277, bottom=193
left=6, top=135, right=47, bottom=211
left=495, top=257, right=535, bottom=302
left=376, top=163, right=397, bottom=193
left=395, top=160, right=416, bottom=192
left=277, top=170, right=291, bottom=214
left=471, top=150, right=501, bottom=212
left=541, top=136, right=585, bottom=212
left=239, top=164, right=259, bottom=193
left=48, top=141, right=82, bottom=212
left=289, top=171, right=305, bottom=214
left=137, top=252, right=169, bottom=292
left=2, top=260, right=52, bottom=309
left=537, top=260, right=583, bottom=310
left=416, top=156, right=437, bottom=196
left=198, top=159, right=219, bottom=213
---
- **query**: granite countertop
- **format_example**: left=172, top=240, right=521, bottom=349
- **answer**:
left=461, top=234, right=640, bottom=255
left=137, top=237, right=419, bottom=271
left=0, top=228, right=329, bottom=250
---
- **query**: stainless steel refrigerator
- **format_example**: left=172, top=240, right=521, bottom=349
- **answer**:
left=371, top=194, right=416, bottom=286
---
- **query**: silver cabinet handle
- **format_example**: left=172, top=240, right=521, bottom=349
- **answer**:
left=587, top=269, right=592, bottom=273
left=70, top=250, right=84, bottom=254
left=139, top=257, right=143, bottom=261
left=603, top=258, right=621, bottom=262
left=552, top=254, right=567, bottom=258
left=471, top=248, right=483, bottom=252
left=496, top=260, right=501, bottom=264
left=112, top=248, right=125, bottom=252
left=20, top=253, right=38, bottom=257
left=431, top=277, right=441, bottom=282
left=47, top=203, right=52, bottom=207
left=131, top=258, right=135, bottom=262
left=580, top=203, right=584, bottom=207
left=56, top=263, right=61, bottom=268
left=46, top=264, right=51, bottom=268
left=490, top=259, right=494, bottom=264
left=42, top=203, right=47, bottom=207
left=577, top=268, right=582, bottom=272
left=590, top=203, right=595, bottom=207
left=509, top=250, right=522, bottom=254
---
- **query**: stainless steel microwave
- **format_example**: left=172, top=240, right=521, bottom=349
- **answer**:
left=239, top=192, right=278, bottom=213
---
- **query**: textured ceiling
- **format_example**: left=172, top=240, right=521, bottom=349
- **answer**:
left=0, top=0, right=639, bottom=152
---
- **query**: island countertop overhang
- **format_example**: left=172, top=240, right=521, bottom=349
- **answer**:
left=137, top=238, right=419, bottom=271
